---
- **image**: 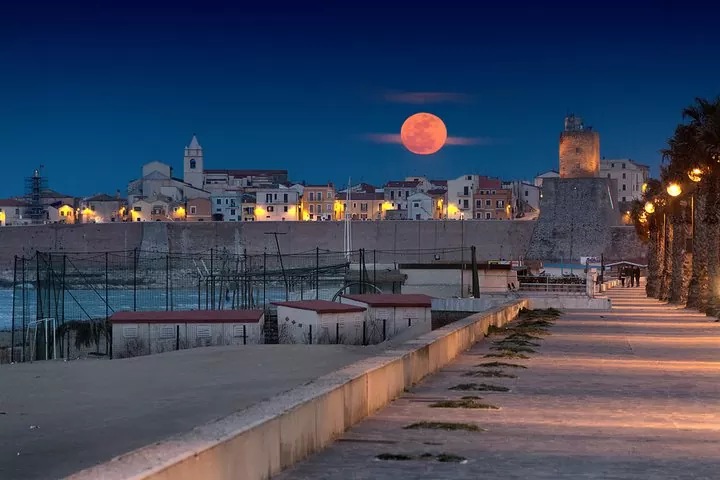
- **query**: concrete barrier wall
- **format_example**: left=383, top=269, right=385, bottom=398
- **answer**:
left=67, top=299, right=528, bottom=480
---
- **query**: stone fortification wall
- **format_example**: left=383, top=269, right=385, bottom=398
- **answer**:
left=0, top=220, right=536, bottom=271
left=526, top=177, right=622, bottom=262
left=0, top=223, right=143, bottom=268
left=559, top=130, right=600, bottom=178
left=0, top=216, right=644, bottom=273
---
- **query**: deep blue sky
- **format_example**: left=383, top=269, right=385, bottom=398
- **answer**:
left=2, top=1, right=719, bottom=198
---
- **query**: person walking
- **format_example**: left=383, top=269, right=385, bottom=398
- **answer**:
left=628, top=266, right=635, bottom=287
left=634, top=266, right=641, bottom=288
left=619, top=267, right=626, bottom=287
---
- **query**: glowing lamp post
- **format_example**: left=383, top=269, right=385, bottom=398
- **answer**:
left=688, top=168, right=703, bottom=183
left=666, top=183, right=682, bottom=197
left=644, top=201, right=655, bottom=214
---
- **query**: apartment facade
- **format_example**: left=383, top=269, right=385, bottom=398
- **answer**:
left=210, top=192, right=243, bottom=221
left=474, top=177, right=513, bottom=219
left=600, top=158, right=650, bottom=204
left=0, top=199, right=29, bottom=226
left=446, top=174, right=477, bottom=219
left=254, top=186, right=300, bottom=221
left=301, top=183, right=335, bottom=221
left=335, top=192, right=385, bottom=221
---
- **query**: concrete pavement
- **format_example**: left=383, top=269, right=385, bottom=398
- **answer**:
left=0, top=344, right=378, bottom=480
left=276, top=287, right=720, bottom=479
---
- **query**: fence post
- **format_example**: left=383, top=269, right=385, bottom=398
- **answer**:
left=10, top=256, right=16, bottom=363
left=263, top=251, right=267, bottom=308
left=336, top=322, right=339, bottom=344
left=133, top=248, right=138, bottom=312
left=165, top=254, right=170, bottom=311
left=21, top=257, right=26, bottom=362
left=176, top=325, right=180, bottom=350
left=61, top=254, right=66, bottom=358
left=383, top=318, right=387, bottom=341
left=309, top=324, right=313, bottom=345
left=105, top=252, right=110, bottom=355
left=373, top=249, right=376, bottom=289
left=243, top=324, right=247, bottom=345
left=362, top=321, right=366, bottom=346
left=315, top=247, right=319, bottom=300
left=210, top=248, right=215, bottom=310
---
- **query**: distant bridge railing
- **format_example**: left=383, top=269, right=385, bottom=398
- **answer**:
left=518, top=275, right=588, bottom=295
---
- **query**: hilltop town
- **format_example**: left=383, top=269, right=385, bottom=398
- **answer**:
left=0, top=118, right=648, bottom=226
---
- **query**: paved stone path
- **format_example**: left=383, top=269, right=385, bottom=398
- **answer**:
left=277, top=287, right=720, bottom=479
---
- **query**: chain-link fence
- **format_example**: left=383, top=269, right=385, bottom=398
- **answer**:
left=3, top=246, right=471, bottom=363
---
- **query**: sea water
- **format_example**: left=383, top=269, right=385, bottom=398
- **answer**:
left=0, top=287, right=339, bottom=331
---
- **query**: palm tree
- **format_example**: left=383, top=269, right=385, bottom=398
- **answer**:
left=681, top=98, right=720, bottom=313
left=641, top=179, right=665, bottom=298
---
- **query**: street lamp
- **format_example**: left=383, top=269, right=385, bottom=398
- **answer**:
left=644, top=201, right=655, bottom=214
left=666, top=183, right=682, bottom=197
left=688, top=168, right=703, bottom=183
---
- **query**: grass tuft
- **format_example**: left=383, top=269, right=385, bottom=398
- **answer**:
left=449, top=382, right=510, bottom=392
left=377, top=453, right=412, bottom=461
left=475, top=361, right=527, bottom=369
left=464, top=369, right=517, bottom=378
left=430, top=398, right=499, bottom=409
left=404, top=421, right=484, bottom=432
left=437, top=453, right=467, bottom=463
left=490, top=345, right=536, bottom=353
left=484, top=351, right=531, bottom=359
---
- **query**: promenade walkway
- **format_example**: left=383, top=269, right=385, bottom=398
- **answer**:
left=277, top=287, right=720, bottom=479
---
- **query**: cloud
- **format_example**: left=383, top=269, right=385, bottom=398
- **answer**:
left=383, top=91, right=473, bottom=104
left=363, top=133, right=402, bottom=144
left=445, top=136, right=498, bottom=146
left=363, top=133, right=498, bottom=146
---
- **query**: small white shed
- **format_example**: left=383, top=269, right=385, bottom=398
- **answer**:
left=273, top=300, right=366, bottom=344
left=111, top=309, right=265, bottom=359
left=339, top=294, right=433, bottom=339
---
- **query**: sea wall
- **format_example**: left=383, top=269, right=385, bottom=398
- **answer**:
left=0, top=217, right=644, bottom=273
left=0, top=220, right=536, bottom=269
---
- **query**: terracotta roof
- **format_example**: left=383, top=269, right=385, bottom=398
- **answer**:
left=385, top=180, right=420, bottom=188
left=477, top=177, right=502, bottom=189
left=111, top=309, right=264, bottom=324
left=427, top=188, right=446, bottom=195
left=341, top=294, right=433, bottom=308
left=430, top=180, right=448, bottom=186
left=204, top=169, right=288, bottom=177
left=86, top=193, right=120, bottom=202
left=272, top=300, right=366, bottom=314
left=0, top=198, right=28, bottom=207
left=335, top=192, right=384, bottom=201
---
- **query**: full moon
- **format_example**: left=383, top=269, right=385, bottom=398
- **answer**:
left=400, top=112, right=448, bottom=155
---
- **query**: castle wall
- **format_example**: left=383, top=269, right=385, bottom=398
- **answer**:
left=526, top=177, right=627, bottom=262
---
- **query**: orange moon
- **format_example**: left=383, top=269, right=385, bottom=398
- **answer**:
left=400, top=112, right=447, bottom=155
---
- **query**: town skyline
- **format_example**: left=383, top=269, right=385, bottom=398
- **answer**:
left=4, top=3, right=720, bottom=198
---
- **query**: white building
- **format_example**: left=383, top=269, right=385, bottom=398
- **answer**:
left=407, top=192, right=434, bottom=220
left=110, top=309, right=266, bottom=358
left=503, top=180, right=541, bottom=217
left=339, top=294, right=432, bottom=340
left=128, top=161, right=209, bottom=204
left=446, top=174, right=479, bottom=219
left=534, top=170, right=560, bottom=188
left=254, top=185, right=301, bottom=221
left=383, top=180, right=421, bottom=211
left=210, top=192, right=243, bottom=221
left=2, top=199, right=33, bottom=226
left=600, top=158, right=650, bottom=204
left=273, top=300, right=367, bottom=344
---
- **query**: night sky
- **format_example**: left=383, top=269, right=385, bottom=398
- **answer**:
left=2, top=1, right=719, bottom=198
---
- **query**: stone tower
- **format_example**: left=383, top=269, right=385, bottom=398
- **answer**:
left=559, top=115, right=600, bottom=178
left=183, top=134, right=204, bottom=190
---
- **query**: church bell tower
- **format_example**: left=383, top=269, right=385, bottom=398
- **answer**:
left=183, top=134, right=204, bottom=190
